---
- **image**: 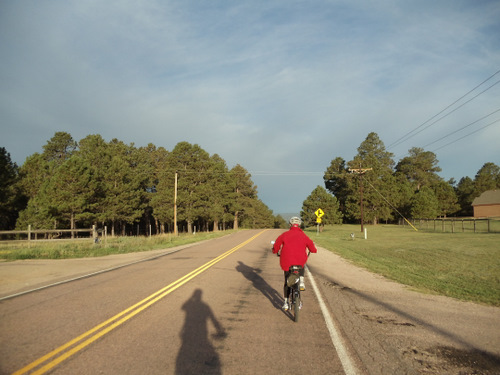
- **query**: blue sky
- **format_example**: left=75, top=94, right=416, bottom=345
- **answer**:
left=1, top=0, right=499, bottom=214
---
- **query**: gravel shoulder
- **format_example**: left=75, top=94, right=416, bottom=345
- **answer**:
left=1, top=242, right=499, bottom=374
left=308, top=246, right=500, bottom=375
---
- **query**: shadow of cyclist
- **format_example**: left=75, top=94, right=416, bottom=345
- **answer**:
left=175, top=289, right=226, bottom=375
left=236, top=261, right=283, bottom=309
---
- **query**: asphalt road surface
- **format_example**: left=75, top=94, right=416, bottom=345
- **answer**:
left=1, top=229, right=499, bottom=375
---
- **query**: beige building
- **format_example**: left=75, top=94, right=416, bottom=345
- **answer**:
left=472, top=190, right=500, bottom=218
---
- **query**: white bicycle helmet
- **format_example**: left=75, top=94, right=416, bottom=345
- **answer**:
left=289, top=216, right=302, bottom=226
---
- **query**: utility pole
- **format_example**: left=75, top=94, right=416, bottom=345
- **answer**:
left=349, top=166, right=372, bottom=232
left=174, top=172, right=178, bottom=236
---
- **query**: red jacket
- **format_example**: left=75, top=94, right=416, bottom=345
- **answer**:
left=272, top=225, right=317, bottom=271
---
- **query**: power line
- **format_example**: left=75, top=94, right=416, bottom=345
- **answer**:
left=389, top=79, right=500, bottom=149
left=422, top=108, right=500, bottom=148
left=431, top=119, right=500, bottom=152
left=387, top=69, right=500, bottom=150
left=364, top=179, right=418, bottom=231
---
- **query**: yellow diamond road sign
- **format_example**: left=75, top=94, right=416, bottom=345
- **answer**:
left=315, top=208, right=324, bottom=218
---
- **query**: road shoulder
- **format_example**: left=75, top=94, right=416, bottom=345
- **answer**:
left=308, top=246, right=500, bottom=375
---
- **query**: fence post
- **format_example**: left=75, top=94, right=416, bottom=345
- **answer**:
left=488, top=219, right=491, bottom=233
left=92, top=225, right=97, bottom=243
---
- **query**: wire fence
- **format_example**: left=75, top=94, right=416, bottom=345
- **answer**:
left=401, top=218, right=500, bottom=233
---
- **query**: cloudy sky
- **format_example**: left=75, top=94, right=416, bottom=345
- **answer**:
left=1, top=0, right=499, bottom=214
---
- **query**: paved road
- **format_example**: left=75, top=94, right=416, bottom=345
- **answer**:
left=2, top=229, right=499, bottom=375
left=0, top=230, right=347, bottom=375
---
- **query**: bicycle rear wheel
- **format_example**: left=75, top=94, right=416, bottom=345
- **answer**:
left=293, top=291, right=301, bottom=322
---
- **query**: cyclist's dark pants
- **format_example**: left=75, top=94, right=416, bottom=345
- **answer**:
left=283, top=267, right=305, bottom=298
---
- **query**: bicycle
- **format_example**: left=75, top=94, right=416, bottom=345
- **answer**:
left=271, top=241, right=310, bottom=322
left=285, top=265, right=303, bottom=322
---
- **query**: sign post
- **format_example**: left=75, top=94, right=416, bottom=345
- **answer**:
left=315, top=208, right=324, bottom=235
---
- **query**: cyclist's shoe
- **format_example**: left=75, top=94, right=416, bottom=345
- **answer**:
left=299, top=276, right=305, bottom=291
left=282, top=300, right=289, bottom=311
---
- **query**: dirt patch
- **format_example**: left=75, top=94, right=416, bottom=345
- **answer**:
left=403, top=346, right=500, bottom=375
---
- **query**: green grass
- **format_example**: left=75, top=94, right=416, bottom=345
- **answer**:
left=305, top=225, right=500, bottom=306
left=0, top=231, right=234, bottom=261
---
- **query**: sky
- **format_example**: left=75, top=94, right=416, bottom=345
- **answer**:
left=1, top=0, right=499, bottom=214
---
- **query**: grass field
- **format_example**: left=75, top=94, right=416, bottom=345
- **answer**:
left=305, top=224, right=500, bottom=306
left=0, top=231, right=233, bottom=261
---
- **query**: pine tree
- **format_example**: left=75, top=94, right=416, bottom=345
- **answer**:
left=410, top=186, right=439, bottom=218
left=44, top=155, right=95, bottom=235
left=301, top=186, right=342, bottom=227
left=229, top=164, right=257, bottom=230
left=346, top=132, right=395, bottom=224
left=395, top=147, right=441, bottom=190
left=455, top=176, right=475, bottom=216
left=474, top=162, right=500, bottom=194
left=0, top=148, right=25, bottom=229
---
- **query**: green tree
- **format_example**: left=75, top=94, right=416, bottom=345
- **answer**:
left=205, top=154, right=233, bottom=231
left=301, top=186, right=342, bottom=227
left=162, top=142, right=214, bottom=233
left=432, top=179, right=459, bottom=217
left=101, top=140, right=144, bottom=236
left=474, top=162, right=500, bottom=195
left=393, top=173, right=415, bottom=219
left=229, top=164, right=257, bottom=230
left=17, top=153, right=52, bottom=200
left=410, top=186, right=439, bottom=218
left=395, top=147, right=441, bottom=190
left=240, top=199, right=274, bottom=229
left=44, top=155, right=95, bottom=234
left=346, top=132, right=396, bottom=224
left=455, top=176, right=475, bottom=216
left=138, top=144, right=169, bottom=234
left=274, top=214, right=288, bottom=229
left=76, top=134, right=109, bottom=226
left=16, top=192, right=55, bottom=230
left=323, top=157, right=349, bottom=212
left=42, top=131, right=77, bottom=165
left=0, top=148, right=25, bottom=229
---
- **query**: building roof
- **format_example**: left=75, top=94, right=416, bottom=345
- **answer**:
left=472, top=190, right=500, bottom=206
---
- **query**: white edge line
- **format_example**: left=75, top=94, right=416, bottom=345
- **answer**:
left=306, top=266, right=359, bottom=375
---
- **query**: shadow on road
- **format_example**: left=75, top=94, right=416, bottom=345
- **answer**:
left=175, top=289, right=226, bottom=375
left=236, top=261, right=283, bottom=309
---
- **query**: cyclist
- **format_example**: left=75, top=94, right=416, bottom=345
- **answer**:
left=272, top=216, right=317, bottom=310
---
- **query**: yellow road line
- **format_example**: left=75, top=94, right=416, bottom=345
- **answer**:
left=13, top=230, right=266, bottom=375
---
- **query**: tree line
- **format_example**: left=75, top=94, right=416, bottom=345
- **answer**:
left=1, top=131, right=499, bottom=233
left=299, top=132, right=500, bottom=227
left=0, top=132, right=283, bottom=234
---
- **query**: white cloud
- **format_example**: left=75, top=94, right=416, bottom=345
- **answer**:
left=1, top=0, right=499, bottom=212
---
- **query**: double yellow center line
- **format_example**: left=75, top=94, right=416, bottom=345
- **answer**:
left=14, top=230, right=266, bottom=375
